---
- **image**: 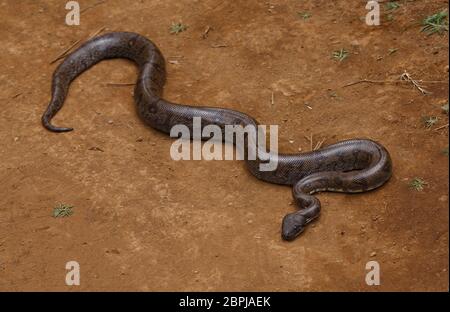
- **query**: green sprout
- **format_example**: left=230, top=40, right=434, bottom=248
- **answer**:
left=297, top=12, right=311, bottom=20
left=53, top=203, right=74, bottom=218
left=422, top=116, right=438, bottom=128
left=409, top=178, right=427, bottom=191
left=386, top=2, right=400, bottom=11
left=332, top=48, right=349, bottom=62
left=388, top=48, right=398, bottom=55
left=170, top=22, right=187, bottom=35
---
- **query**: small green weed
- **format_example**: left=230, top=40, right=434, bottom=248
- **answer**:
left=297, top=12, right=311, bottom=20
left=409, top=178, right=427, bottom=191
left=170, top=22, right=187, bottom=35
left=422, top=116, right=438, bottom=128
left=332, top=48, right=349, bottom=62
left=53, top=203, right=74, bottom=218
left=422, top=11, right=448, bottom=35
left=386, top=2, right=400, bottom=11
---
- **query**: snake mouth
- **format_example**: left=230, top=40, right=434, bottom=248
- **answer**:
left=281, top=227, right=304, bottom=241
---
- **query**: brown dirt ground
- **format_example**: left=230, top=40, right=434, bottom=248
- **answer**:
left=0, top=0, right=448, bottom=291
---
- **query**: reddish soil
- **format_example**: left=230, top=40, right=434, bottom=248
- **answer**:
left=0, top=0, right=448, bottom=291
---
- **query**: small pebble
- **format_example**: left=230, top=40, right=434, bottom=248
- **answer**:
left=370, top=252, right=377, bottom=257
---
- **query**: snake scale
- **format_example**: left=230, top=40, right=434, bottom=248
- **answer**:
left=42, top=32, right=392, bottom=241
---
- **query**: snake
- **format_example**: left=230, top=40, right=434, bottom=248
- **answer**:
left=42, top=32, right=392, bottom=241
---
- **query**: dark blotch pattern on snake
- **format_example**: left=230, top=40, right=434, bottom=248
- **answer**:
left=42, top=32, right=392, bottom=241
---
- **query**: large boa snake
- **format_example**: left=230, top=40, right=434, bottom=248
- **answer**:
left=42, top=32, right=392, bottom=241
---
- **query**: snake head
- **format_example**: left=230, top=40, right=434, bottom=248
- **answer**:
left=281, top=212, right=307, bottom=241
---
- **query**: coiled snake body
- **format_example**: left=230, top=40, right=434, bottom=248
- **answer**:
left=42, top=32, right=392, bottom=241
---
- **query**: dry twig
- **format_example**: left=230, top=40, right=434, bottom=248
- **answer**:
left=81, top=0, right=106, bottom=13
left=49, top=39, right=81, bottom=64
left=314, top=138, right=326, bottom=150
left=202, top=26, right=212, bottom=39
left=343, top=74, right=445, bottom=92
left=211, top=43, right=228, bottom=48
left=304, top=134, right=313, bottom=151
left=104, top=82, right=136, bottom=87
left=49, top=27, right=106, bottom=64
left=304, top=134, right=326, bottom=151
left=399, top=71, right=430, bottom=94
left=434, top=123, right=449, bottom=131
